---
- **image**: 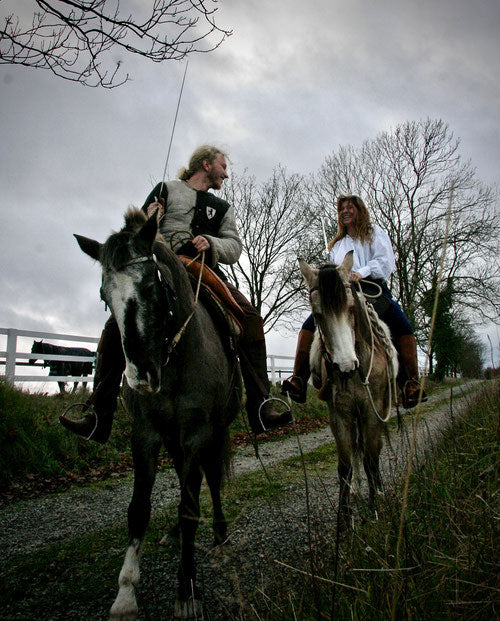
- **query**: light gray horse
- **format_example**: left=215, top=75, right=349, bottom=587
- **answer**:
left=299, top=252, right=398, bottom=529
left=75, top=209, right=242, bottom=620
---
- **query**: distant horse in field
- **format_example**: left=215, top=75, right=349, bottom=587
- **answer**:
left=75, top=208, right=242, bottom=620
left=30, top=340, right=95, bottom=394
left=299, top=252, right=398, bottom=530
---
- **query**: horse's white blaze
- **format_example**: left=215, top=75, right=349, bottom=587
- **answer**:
left=110, top=539, right=141, bottom=620
left=107, top=273, right=138, bottom=335
left=328, top=312, right=358, bottom=373
left=106, top=271, right=151, bottom=390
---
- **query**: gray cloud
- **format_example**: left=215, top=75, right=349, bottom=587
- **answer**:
left=1, top=0, right=499, bottom=363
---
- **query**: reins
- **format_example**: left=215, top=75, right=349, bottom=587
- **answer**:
left=354, top=281, right=397, bottom=423
left=119, top=244, right=206, bottom=364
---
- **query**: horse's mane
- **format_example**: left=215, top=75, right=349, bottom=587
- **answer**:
left=318, top=264, right=347, bottom=315
left=101, top=209, right=150, bottom=271
left=352, top=288, right=396, bottom=368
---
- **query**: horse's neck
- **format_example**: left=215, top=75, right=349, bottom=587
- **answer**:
left=156, top=253, right=196, bottom=328
left=42, top=343, right=58, bottom=353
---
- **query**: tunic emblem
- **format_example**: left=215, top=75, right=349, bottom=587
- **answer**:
left=206, top=206, right=216, bottom=219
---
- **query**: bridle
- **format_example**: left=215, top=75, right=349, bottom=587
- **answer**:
left=104, top=251, right=200, bottom=366
left=311, top=278, right=397, bottom=423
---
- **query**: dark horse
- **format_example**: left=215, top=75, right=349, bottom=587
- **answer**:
left=30, top=340, right=94, bottom=393
left=75, top=209, right=242, bottom=620
left=299, top=253, right=398, bottom=530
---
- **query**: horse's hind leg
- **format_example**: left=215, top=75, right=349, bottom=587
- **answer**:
left=72, top=382, right=78, bottom=393
left=58, top=381, right=66, bottom=394
left=110, top=431, right=161, bottom=621
left=204, top=448, right=228, bottom=547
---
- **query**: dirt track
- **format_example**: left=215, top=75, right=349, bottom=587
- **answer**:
left=0, top=380, right=483, bottom=619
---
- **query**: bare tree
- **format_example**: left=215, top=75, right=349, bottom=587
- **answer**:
left=222, top=167, right=313, bottom=333
left=0, top=0, right=231, bottom=87
left=310, top=119, right=500, bottom=349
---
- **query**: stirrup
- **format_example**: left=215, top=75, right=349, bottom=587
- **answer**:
left=401, top=380, right=427, bottom=409
left=59, top=402, right=99, bottom=441
left=257, top=397, right=293, bottom=433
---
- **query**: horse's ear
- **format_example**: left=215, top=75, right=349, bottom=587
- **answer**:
left=298, top=258, right=316, bottom=289
left=137, top=211, right=158, bottom=248
left=338, top=250, right=354, bottom=279
left=74, top=234, right=102, bottom=262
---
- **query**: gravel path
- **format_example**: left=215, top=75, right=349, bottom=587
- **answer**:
left=0, top=381, right=482, bottom=620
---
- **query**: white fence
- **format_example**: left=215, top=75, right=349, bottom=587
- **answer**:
left=0, top=327, right=293, bottom=388
left=0, top=328, right=99, bottom=387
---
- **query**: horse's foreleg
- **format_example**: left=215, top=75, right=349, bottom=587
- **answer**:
left=175, top=460, right=203, bottom=619
left=331, top=411, right=356, bottom=532
left=109, top=538, right=141, bottom=621
left=363, top=427, right=384, bottom=506
left=337, top=459, right=354, bottom=531
left=72, top=382, right=78, bottom=393
left=110, top=433, right=161, bottom=621
left=58, top=382, right=66, bottom=394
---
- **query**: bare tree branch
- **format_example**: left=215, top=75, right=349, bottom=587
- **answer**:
left=222, top=167, right=313, bottom=333
left=308, top=119, right=500, bottom=351
left=0, top=0, right=231, bottom=87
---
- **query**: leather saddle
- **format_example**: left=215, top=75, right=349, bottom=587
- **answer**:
left=178, top=256, right=245, bottom=338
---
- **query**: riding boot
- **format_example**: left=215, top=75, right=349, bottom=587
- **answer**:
left=238, top=316, right=292, bottom=435
left=59, top=317, right=125, bottom=443
left=281, top=329, right=314, bottom=403
left=397, top=334, right=427, bottom=409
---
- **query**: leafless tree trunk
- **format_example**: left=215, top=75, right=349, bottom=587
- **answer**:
left=0, top=0, right=231, bottom=87
left=309, top=119, right=500, bottom=350
left=222, top=167, right=314, bottom=333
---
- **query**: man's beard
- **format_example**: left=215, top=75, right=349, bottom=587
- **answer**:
left=207, top=169, right=221, bottom=190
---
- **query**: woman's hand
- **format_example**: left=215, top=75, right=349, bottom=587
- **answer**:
left=349, top=271, right=363, bottom=283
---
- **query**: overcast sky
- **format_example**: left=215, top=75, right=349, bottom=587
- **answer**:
left=1, top=0, right=499, bottom=367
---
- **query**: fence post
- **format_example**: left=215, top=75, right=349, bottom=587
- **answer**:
left=269, top=355, right=276, bottom=386
left=5, top=328, right=18, bottom=384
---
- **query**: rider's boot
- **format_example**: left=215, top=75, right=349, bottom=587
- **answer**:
left=238, top=316, right=292, bottom=435
left=281, top=329, right=314, bottom=403
left=397, top=334, right=427, bottom=409
left=59, top=317, right=125, bottom=443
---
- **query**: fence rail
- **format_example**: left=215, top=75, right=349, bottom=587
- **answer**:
left=0, top=327, right=293, bottom=388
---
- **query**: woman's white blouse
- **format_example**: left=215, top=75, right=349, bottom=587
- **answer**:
left=328, top=225, right=395, bottom=282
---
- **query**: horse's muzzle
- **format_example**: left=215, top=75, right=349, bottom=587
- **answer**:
left=125, top=363, right=161, bottom=394
left=331, top=361, right=358, bottom=379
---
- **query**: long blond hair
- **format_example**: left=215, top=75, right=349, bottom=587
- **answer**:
left=178, top=145, right=227, bottom=181
left=327, top=195, right=374, bottom=250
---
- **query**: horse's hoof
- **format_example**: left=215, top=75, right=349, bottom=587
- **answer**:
left=174, top=596, right=203, bottom=619
left=109, top=600, right=138, bottom=621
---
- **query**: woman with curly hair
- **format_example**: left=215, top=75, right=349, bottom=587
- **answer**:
left=282, top=194, right=426, bottom=409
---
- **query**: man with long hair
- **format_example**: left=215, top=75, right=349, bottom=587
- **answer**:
left=60, top=145, right=291, bottom=441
